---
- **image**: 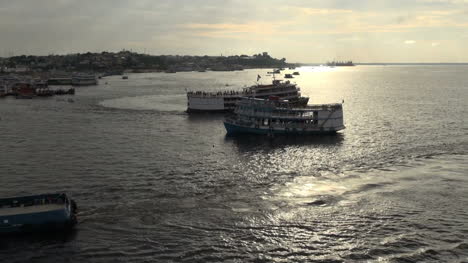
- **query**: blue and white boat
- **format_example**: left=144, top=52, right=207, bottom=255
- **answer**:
left=224, top=97, right=345, bottom=135
left=0, top=193, right=77, bottom=234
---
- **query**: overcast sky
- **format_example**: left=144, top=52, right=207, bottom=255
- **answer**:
left=1, top=0, right=468, bottom=62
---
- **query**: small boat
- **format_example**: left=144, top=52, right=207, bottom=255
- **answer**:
left=0, top=193, right=77, bottom=234
left=293, top=71, right=300, bottom=76
left=122, top=75, right=128, bottom=79
left=284, top=73, right=294, bottom=79
left=54, top=88, right=75, bottom=95
left=14, top=83, right=35, bottom=99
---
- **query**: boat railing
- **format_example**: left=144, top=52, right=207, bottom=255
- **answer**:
left=238, top=112, right=315, bottom=119
left=236, top=107, right=343, bottom=120
left=230, top=119, right=337, bottom=130
left=187, top=90, right=243, bottom=98
left=237, top=101, right=342, bottom=112
left=251, top=86, right=298, bottom=93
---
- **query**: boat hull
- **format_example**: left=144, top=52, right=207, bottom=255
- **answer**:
left=186, top=108, right=230, bottom=113
left=0, top=194, right=77, bottom=234
left=0, top=210, right=75, bottom=234
left=224, top=122, right=343, bottom=135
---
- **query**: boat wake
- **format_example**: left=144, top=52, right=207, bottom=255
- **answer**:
left=99, top=94, right=186, bottom=112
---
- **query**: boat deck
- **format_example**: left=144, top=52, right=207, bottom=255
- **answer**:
left=0, top=204, right=65, bottom=217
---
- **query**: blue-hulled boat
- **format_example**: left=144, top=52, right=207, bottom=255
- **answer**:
left=0, top=193, right=77, bottom=234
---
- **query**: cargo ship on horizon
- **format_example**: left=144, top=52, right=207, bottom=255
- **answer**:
left=326, top=60, right=355, bottom=67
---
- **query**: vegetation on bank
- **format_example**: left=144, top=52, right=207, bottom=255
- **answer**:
left=0, top=51, right=289, bottom=73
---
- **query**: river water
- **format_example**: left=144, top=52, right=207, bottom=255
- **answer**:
left=0, top=66, right=467, bottom=262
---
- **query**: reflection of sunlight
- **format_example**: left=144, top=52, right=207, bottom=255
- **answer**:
left=99, top=94, right=186, bottom=111
left=298, top=66, right=337, bottom=73
left=272, top=176, right=348, bottom=201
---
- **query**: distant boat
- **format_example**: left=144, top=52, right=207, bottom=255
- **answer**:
left=122, top=75, right=128, bottom=79
left=293, top=71, right=300, bottom=76
left=72, top=74, right=97, bottom=86
left=14, top=83, right=35, bottom=99
left=0, top=84, right=8, bottom=97
left=284, top=73, right=294, bottom=79
left=326, top=61, right=355, bottom=67
left=0, top=193, right=77, bottom=234
left=48, top=77, right=72, bottom=85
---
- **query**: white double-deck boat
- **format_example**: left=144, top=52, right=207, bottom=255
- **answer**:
left=187, top=79, right=308, bottom=113
left=71, top=74, right=97, bottom=86
left=224, top=97, right=345, bottom=135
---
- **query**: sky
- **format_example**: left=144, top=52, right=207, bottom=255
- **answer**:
left=1, top=0, right=468, bottom=63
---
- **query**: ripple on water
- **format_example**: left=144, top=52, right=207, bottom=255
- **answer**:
left=1, top=68, right=468, bottom=262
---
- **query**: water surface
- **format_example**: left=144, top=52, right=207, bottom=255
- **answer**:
left=1, top=66, right=467, bottom=262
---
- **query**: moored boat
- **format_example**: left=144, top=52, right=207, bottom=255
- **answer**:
left=48, top=77, right=72, bottom=85
left=72, top=74, right=97, bottom=86
left=0, top=193, right=77, bottom=234
left=224, top=97, right=345, bottom=135
left=0, top=82, right=9, bottom=97
left=14, top=83, right=35, bottom=99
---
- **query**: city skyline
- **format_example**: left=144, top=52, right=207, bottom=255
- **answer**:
left=1, top=0, right=468, bottom=63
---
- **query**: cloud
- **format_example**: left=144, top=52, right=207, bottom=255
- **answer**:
left=418, top=0, right=468, bottom=3
left=182, top=21, right=289, bottom=39
left=296, top=7, right=353, bottom=15
left=1, top=0, right=468, bottom=62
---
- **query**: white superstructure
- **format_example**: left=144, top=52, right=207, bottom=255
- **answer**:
left=187, top=79, right=307, bottom=113
left=224, top=97, right=345, bottom=135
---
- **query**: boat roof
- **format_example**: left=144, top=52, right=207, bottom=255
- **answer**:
left=0, top=204, right=64, bottom=217
left=0, top=193, right=67, bottom=204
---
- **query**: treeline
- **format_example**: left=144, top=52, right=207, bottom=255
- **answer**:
left=1, top=51, right=288, bottom=72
